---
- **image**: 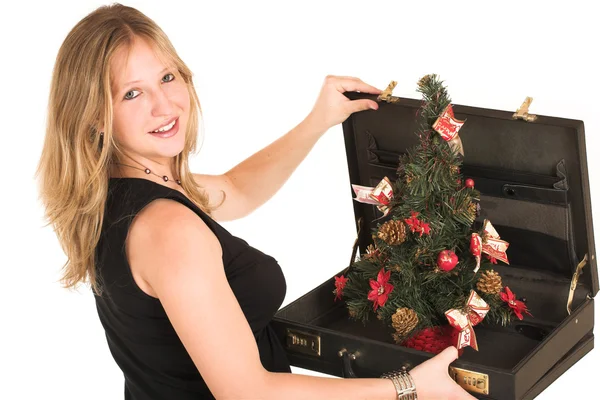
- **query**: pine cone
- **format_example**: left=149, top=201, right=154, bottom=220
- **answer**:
left=417, top=74, right=432, bottom=88
left=391, top=307, right=419, bottom=337
left=363, top=244, right=379, bottom=260
left=477, top=270, right=503, bottom=295
left=377, top=220, right=407, bottom=245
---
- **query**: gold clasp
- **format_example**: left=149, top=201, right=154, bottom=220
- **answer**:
left=449, top=366, right=489, bottom=395
left=567, top=254, right=588, bottom=315
left=512, top=96, right=538, bottom=122
left=286, top=328, right=321, bottom=356
left=377, top=80, right=402, bottom=104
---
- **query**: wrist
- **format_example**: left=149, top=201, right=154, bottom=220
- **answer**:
left=380, top=369, right=418, bottom=400
left=301, top=112, right=328, bottom=139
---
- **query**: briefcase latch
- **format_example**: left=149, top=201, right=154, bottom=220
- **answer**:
left=285, top=328, right=321, bottom=357
left=567, top=254, right=589, bottom=315
left=449, top=366, right=489, bottom=395
left=512, top=96, right=538, bottom=122
left=377, top=80, right=403, bottom=104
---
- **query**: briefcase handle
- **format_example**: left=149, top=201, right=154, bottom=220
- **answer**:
left=338, top=348, right=358, bottom=378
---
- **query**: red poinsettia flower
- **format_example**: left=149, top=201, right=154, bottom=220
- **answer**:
left=367, top=268, right=394, bottom=311
left=500, top=286, right=532, bottom=320
left=418, top=221, right=431, bottom=237
left=405, top=211, right=421, bottom=233
left=405, top=211, right=431, bottom=236
left=334, top=275, right=349, bottom=301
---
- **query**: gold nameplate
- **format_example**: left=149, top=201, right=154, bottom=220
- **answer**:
left=449, top=366, right=489, bottom=395
left=285, top=328, right=321, bottom=357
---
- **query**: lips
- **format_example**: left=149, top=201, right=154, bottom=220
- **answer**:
left=148, top=117, right=179, bottom=139
left=149, top=116, right=178, bottom=133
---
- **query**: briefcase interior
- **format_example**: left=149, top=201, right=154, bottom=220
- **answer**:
left=273, top=92, right=597, bottom=400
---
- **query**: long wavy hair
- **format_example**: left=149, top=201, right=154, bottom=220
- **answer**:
left=35, top=3, right=223, bottom=296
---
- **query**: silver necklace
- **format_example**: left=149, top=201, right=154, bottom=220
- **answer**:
left=113, top=162, right=182, bottom=185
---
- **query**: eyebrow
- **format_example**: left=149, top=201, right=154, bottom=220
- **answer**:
left=120, top=66, right=172, bottom=90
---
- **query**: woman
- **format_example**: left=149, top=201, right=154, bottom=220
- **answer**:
left=36, top=3, right=476, bottom=399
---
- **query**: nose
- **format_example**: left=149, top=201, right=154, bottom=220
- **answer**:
left=151, top=88, right=175, bottom=117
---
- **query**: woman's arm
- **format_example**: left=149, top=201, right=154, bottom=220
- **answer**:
left=192, top=115, right=323, bottom=222
left=193, top=76, right=382, bottom=222
left=129, top=198, right=475, bottom=400
left=130, top=198, right=399, bottom=399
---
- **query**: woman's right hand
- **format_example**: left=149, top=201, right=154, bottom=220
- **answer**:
left=409, top=346, right=478, bottom=400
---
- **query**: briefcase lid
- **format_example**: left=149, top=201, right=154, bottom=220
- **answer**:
left=341, top=91, right=598, bottom=296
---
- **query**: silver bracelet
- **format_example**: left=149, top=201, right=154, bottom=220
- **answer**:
left=380, top=369, right=418, bottom=400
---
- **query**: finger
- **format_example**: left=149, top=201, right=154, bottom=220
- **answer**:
left=345, top=99, right=379, bottom=114
left=438, top=346, right=459, bottom=365
left=336, top=77, right=383, bottom=95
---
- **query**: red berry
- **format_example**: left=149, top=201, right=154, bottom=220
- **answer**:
left=465, top=178, right=475, bottom=188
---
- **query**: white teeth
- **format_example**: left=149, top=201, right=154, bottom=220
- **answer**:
left=151, top=119, right=176, bottom=133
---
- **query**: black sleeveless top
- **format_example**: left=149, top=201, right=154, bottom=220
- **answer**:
left=94, top=177, right=291, bottom=399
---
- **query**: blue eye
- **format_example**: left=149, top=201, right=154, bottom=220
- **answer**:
left=123, top=73, right=176, bottom=100
left=124, top=90, right=140, bottom=100
left=162, top=73, right=175, bottom=83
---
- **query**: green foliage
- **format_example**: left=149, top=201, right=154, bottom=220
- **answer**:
left=340, top=75, right=515, bottom=342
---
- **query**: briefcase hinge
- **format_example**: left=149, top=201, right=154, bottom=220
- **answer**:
left=512, top=96, right=538, bottom=122
left=377, top=80, right=403, bottom=104
left=449, top=366, right=489, bottom=395
left=567, top=254, right=589, bottom=315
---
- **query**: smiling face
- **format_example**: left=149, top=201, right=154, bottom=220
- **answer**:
left=108, top=36, right=190, bottom=173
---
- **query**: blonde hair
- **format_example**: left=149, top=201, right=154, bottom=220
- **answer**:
left=35, top=3, right=222, bottom=296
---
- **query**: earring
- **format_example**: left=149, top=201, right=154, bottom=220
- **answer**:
left=100, top=132, right=104, bottom=136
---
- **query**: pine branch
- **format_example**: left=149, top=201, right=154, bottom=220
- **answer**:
left=338, top=74, right=517, bottom=344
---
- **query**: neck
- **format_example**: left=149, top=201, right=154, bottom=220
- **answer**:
left=110, top=154, right=179, bottom=184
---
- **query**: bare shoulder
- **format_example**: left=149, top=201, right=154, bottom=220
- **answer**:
left=124, top=198, right=269, bottom=398
left=125, top=198, right=222, bottom=298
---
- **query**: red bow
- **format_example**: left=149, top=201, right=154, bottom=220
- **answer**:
left=471, top=220, right=509, bottom=272
left=445, top=290, right=490, bottom=351
left=352, top=177, right=394, bottom=216
left=433, top=104, right=464, bottom=141
left=482, top=220, right=509, bottom=264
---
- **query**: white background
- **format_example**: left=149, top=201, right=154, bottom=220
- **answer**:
left=1, top=0, right=598, bottom=398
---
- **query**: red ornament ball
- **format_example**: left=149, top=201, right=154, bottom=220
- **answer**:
left=437, top=250, right=459, bottom=272
left=465, top=178, right=475, bottom=188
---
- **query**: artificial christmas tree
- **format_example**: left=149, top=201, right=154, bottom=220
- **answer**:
left=335, top=75, right=529, bottom=354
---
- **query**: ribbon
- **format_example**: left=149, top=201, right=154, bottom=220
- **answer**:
left=445, top=290, right=490, bottom=351
left=482, top=219, right=510, bottom=264
left=433, top=104, right=465, bottom=156
left=470, top=220, right=509, bottom=272
left=470, top=233, right=483, bottom=273
left=352, top=177, right=394, bottom=216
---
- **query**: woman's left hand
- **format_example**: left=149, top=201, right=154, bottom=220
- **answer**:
left=305, top=75, right=382, bottom=135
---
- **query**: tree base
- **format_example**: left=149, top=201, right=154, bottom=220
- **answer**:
left=402, top=325, right=464, bottom=356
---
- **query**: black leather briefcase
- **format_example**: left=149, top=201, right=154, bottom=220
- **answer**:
left=272, top=89, right=597, bottom=400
